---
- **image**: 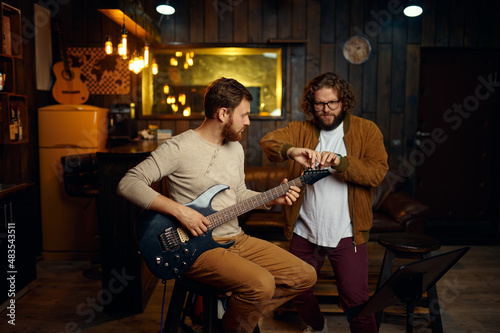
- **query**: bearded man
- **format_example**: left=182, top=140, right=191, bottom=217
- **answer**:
left=260, top=72, right=389, bottom=333
left=117, top=77, right=316, bottom=333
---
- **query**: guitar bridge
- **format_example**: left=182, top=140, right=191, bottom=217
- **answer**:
left=158, top=227, right=182, bottom=252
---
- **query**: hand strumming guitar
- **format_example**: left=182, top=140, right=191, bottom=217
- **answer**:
left=148, top=194, right=210, bottom=237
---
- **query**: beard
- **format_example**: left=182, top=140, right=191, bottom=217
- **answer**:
left=313, top=109, right=346, bottom=131
left=221, top=116, right=242, bottom=142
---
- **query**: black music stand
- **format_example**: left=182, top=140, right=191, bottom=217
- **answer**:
left=352, top=247, right=470, bottom=333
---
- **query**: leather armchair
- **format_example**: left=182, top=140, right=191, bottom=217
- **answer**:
left=240, top=167, right=430, bottom=242
left=369, top=169, right=430, bottom=241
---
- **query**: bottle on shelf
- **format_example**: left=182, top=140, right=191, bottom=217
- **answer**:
left=9, top=106, right=18, bottom=141
left=17, top=107, right=22, bottom=141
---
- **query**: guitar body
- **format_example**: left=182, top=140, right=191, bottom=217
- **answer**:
left=52, top=24, right=89, bottom=105
left=136, top=168, right=332, bottom=280
left=136, top=184, right=234, bottom=280
left=52, top=61, right=90, bottom=104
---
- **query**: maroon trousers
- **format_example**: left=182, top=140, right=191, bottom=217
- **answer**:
left=289, top=234, right=377, bottom=333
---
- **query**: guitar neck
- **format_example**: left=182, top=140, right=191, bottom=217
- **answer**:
left=56, top=24, right=70, bottom=73
left=207, top=176, right=304, bottom=230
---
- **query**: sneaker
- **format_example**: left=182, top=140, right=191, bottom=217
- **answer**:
left=303, top=318, right=328, bottom=333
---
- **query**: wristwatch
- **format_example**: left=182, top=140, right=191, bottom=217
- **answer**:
left=342, top=36, right=371, bottom=65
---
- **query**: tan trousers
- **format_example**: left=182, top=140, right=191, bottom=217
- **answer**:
left=184, top=232, right=317, bottom=333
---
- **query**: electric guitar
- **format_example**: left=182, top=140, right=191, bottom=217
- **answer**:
left=136, top=168, right=332, bottom=280
left=52, top=23, right=89, bottom=104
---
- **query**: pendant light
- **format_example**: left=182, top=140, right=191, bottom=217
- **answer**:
left=156, top=1, right=175, bottom=15
left=118, top=15, right=128, bottom=59
left=142, top=13, right=150, bottom=67
left=151, top=58, right=158, bottom=75
left=143, top=41, right=150, bottom=67
left=104, top=35, right=113, bottom=55
left=128, top=6, right=144, bottom=74
left=403, top=0, right=423, bottom=17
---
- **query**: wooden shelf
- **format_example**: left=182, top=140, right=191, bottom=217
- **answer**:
left=0, top=3, right=22, bottom=58
left=0, top=54, right=14, bottom=92
left=0, top=4, right=25, bottom=145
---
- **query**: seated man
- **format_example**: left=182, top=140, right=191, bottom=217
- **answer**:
left=117, top=77, right=317, bottom=333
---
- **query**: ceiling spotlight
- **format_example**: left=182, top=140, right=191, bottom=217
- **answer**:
left=156, top=1, right=175, bottom=15
left=403, top=1, right=423, bottom=17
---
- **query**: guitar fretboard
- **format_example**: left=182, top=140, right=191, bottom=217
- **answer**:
left=207, top=177, right=303, bottom=229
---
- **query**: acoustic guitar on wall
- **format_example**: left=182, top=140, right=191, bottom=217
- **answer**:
left=52, top=23, right=89, bottom=104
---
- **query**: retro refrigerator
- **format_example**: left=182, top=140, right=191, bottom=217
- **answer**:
left=38, top=104, right=108, bottom=260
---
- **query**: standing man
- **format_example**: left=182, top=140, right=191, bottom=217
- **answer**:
left=260, top=72, right=388, bottom=333
left=117, top=77, right=317, bottom=333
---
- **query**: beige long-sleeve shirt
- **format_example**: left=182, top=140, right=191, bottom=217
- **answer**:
left=117, top=130, right=259, bottom=238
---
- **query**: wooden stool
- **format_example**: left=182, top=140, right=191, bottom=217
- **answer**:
left=163, top=277, right=221, bottom=333
left=376, top=233, right=442, bottom=333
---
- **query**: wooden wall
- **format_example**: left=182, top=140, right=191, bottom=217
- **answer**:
left=136, top=0, right=500, bottom=169
left=2, top=0, right=500, bottom=181
left=0, top=1, right=40, bottom=184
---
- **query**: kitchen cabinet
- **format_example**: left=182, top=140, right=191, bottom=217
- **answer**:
left=0, top=183, right=37, bottom=307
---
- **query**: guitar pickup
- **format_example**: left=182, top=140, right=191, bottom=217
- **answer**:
left=177, top=228, right=189, bottom=243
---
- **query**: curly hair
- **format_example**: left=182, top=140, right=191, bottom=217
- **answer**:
left=300, top=72, right=357, bottom=117
left=204, top=77, right=253, bottom=119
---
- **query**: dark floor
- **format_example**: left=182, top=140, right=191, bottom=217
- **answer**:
left=2, top=244, right=500, bottom=332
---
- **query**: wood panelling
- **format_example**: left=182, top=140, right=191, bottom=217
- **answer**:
left=277, top=0, right=292, bottom=40
left=218, top=0, right=233, bottom=43
left=404, top=44, right=420, bottom=171
left=128, top=0, right=497, bottom=176
left=376, top=43, right=391, bottom=147
left=391, top=13, right=407, bottom=114
left=448, top=0, right=464, bottom=47
left=3, top=0, right=500, bottom=200
left=173, top=0, right=190, bottom=42
left=248, top=0, right=263, bottom=43
left=204, top=0, right=218, bottom=43
left=234, top=0, right=249, bottom=43
left=190, top=0, right=205, bottom=43
left=262, top=0, right=277, bottom=43
left=305, top=0, right=321, bottom=82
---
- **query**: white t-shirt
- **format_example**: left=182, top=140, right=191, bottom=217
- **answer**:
left=294, top=123, right=352, bottom=247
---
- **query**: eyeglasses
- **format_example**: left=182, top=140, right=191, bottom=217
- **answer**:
left=313, top=100, right=340, bottom=112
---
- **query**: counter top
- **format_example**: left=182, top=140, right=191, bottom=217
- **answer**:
left=99, top=140, right=160, bottom=156
left=0, top=183, right=34, bottom=199
left=0, top=183, right=19, bottom=191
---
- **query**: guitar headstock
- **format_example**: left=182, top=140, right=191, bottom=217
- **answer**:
left=301, top=168, right=332, bottom=185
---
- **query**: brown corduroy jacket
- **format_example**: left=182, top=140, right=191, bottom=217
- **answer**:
left=260, top=113, right=389, bottom=246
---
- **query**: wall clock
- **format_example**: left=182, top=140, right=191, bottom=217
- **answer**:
left=342, top=36, right=371, bottom=65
